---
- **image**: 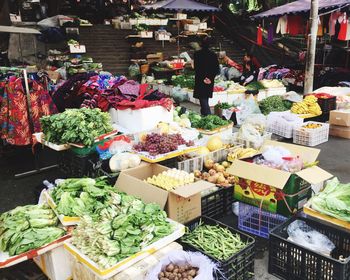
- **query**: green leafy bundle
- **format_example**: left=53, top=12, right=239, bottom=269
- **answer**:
left=214, top=102, right=233, bottom=110
left=310, top=177, right=350, bottom=222
left=259, top=95, right=290, bottom=115
left=191, top=115, right=231, bottom=130
left=40, top=108, right=113, bottom=147
left=72, top=192, right=173, bottom=269
left=0, top=205, right=65, bottom=256
left=171, top=75, right=195, bottom=89
left=51, top=177, right=117, bottom=218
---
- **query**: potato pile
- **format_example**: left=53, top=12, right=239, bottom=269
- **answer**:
left=158, top=263, right=199, bottom=280
left=194, top=159, right=235, bottom=186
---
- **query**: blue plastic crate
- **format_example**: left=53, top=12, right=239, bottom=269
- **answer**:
left=238, top=202, right=287, bottom=239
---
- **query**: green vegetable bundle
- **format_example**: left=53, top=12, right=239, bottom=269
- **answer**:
left=72, top=192, right=173, bottom=269
left=310, top=177, right=350, bottom=222
left=40, top=108, right=113, bottom=147
left=172, top=75, right=195, bottom=89
left=259, top=95, right=290, bottom=115
left=214, top=102, right=233, bottom=110
left=191, top=115, right=231, bottom=130
left=0, top=205, right=65, bottom=256
left=51, top=177, right=117, bottom=218
left=245, top=81, right=266, bottom=91
left=181, top=220, right=248, bottom=261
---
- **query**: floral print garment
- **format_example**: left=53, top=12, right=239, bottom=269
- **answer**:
left=0, top=77, right=57, bottom=145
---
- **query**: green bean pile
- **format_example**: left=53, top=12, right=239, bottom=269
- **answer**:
left=181, top=221, right=248, bottom=261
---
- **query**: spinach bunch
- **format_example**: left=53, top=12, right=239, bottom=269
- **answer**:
left=259, top=95, right=289, bottom=115
left=192, top=115, right=231, bottom=130
left=40, top=108, right=113, bottom=146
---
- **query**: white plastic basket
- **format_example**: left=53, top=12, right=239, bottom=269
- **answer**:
left=266, top=112, right=303, bottom=139
left=293, top=122, right=329, bottom=147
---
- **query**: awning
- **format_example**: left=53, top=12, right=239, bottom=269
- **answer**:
left=143, top=0, right=221, bottom=12
left=252, top=0, right=350, bottom=19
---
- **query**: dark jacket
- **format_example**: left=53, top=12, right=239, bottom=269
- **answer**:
left=193, top=48, right=220, bottom=99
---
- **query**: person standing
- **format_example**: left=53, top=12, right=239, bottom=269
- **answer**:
left=193, top=37, right=220, bottom=116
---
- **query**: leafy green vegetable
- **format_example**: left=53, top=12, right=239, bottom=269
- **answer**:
left=245, top=81, right=266, bottom=91
left=71, top=192, right=173, bottom=269
left=171, top=75, right=195, bottom=89
left=310, top=177, right=350, bottom=222
left=214, top=102, right=233, bottom=110
left=40, top=108, right=113, bottom=147
left=0, top=205, right=64, bottom=256
left=191, top=115, right=231, bottom=130
left=51, top=177, right=116, bottom=218
left=259, top=95, right=290, bottom=115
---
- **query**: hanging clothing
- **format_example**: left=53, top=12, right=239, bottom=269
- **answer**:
left=287, top=15, right=304, bottom=35
left=329, top=11, right=342, bottom=36
left=338, top=17, right=348, bottom=41
left=276, top=15, right=288, bottom=35
left=0, top=76, right=57, bottom=146
left=317, top=17, right=324, bottom=36
left=346, top=20, right=350, bottom=41
left=335, top=18, right=341, bottom=39
left=267, top=24, right=274, bottom=44
left=257, top=26, right=263, bottom=46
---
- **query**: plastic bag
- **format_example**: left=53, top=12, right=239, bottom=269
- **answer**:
left=244, top=114, right=266, bottom=133
left=283, top=91, right=303, bottom=103
left=37, top=15, right=61, bottom=28
left=238, top=123, right=263, bottom=148
left=287, top=220, right=335, bottom=256
left=128, top=63, right=140, bottom=77
left=172, top=86, right=188, bottom=102
left=235, top=96, right=261, bottom=125
left=146, top=250, right=219, bottom=280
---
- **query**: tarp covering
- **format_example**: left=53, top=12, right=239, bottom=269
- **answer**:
left=143, top=0, right=220, bottom=12
left=252, top=0, right=350, bottom=18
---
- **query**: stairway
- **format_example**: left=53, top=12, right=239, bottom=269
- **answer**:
left=79, top=25, right=245, bottom=75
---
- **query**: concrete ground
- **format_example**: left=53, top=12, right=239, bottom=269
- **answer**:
left=0, top=102, right=349, bottom=279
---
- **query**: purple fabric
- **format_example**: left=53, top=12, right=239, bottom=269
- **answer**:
left=252, top=0, right=350, bottom=19
left=143, top=0, right=220, bottom=12
left=117, top=80, right=140, bottom=97
left=268, top=24, right=274, bottom=44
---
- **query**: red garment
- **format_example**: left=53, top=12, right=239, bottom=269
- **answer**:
left=115, top=98, right=173, bottom=111
left=257, top=26, right=263, bottom=46
left=0, top=77, right=57, bottom=146
left=338, top=18, right=348, bottom=41
left=287, top=15, right=304, bottom=35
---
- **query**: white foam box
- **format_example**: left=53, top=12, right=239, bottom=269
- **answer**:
left=116, top=105, right=173, bottom=133
left=199, top=22, right=207, bottom=29
left=70, top=242, right=182, bottom=280
left=176, top=13, right=187, bottom=20
left=139, top=31, right=153, bottom=38
left=184, top=24, right=199, bottom=32
left=109, top=108, right=118, bottom=124
left=156, top=33, right=170, bottom=41
left=34, top=246, right=72, bottom=280
left=120, top=22, right=132, bottom=29
left=64, top=220, right=184, bottom=279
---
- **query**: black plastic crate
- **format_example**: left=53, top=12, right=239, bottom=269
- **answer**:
left=180, top=216, right=255, bottom=280
left=58, top=150, right=98, bottom=177
left=201, top=187, right=226, bottom=218
left=304, top=112, right=330, bottom=123
left=316, top=96, right=337, bottom=112
left=87, top=158, right=120, bottom=185
left=201, top=186, right=234, bottom=218
left=269, top=216, right=350, bottom=280
left=224, top=186, right=234, bottom=215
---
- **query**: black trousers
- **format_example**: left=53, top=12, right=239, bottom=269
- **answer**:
left=199, top=97, right=211, bottom=116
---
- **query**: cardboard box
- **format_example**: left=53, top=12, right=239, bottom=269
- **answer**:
left=329, top=125, right=350, bottom=139
left=34, top=246, right=72, bottom=280
left=329, top=110, right=350, bottom=127
left=227, top=140, right=333, bottom=216
left=116, top=164, right=213, bottom=223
